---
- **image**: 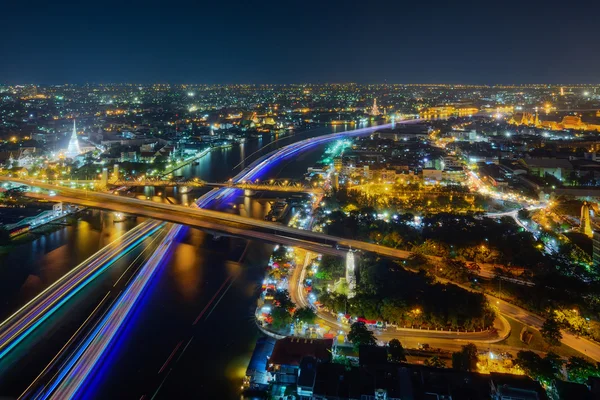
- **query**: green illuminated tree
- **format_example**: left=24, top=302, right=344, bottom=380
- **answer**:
left=270, top=306, right=292, bottom=330
left=566, top=356, right=600, bottom=383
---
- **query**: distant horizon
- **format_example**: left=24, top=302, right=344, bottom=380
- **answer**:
left=2, top=82, right=600, bottom=86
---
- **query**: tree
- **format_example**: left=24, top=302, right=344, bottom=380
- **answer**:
left=518, top=209, right=531, bottom=220
left=347, top=321, right=376, bottom=351
left=514, top=351, right=563, bottom=384
left=270, top=306, right=292, bottom=330
left=452, top=343, right=478, bottom=372
left=387, top=339, right=406, bottom=362
left=566, top=356, right=600, bottom=383
left=541, top=316, right=563, bottom=347
left=294, top=307, right=317, bottom=325
left=424, top=356, right=446, bottom=368
left=273, top=290, right=294, bottom=311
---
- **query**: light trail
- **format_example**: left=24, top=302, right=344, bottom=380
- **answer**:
left=0, top=220, right=165, bottom=360
left=39, top=224, right=184, bottom=399
left=195, top=122, right=401, bottom=208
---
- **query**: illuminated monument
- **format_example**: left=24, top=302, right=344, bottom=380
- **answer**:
left=370, top=98, right=380, bottom=116
left=65, top=120, right=81, bottom=159
left=581, top=202, right=593, bottom=238
left=346, top=250, right=356, bottom=298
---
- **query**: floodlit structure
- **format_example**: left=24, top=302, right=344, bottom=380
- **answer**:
left=65, top=120, right=81, bottom=159
left=370, top=98, right=380, bottom=116
left=581, top=202, right=593, bottom=238
left=346, top=250, right=356, bottom=299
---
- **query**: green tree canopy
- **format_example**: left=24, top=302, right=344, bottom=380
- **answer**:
left=452, top=343, right=478, bottom=372
left=424, top=356, right=446, bottom=368
left=270, top=306, right=292, bottom=330
left=294, top=307, right=317, bottom=325
left=566, top=356, right=600, bottom=384
left=387, top=339, right=406, bottom=362
left=348, top=321, right=377, bottom=351
left=540, top=316, right=563, bottom=347
left=514, top=351, right=563, bottom=384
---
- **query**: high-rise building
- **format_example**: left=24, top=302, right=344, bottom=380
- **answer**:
left=65, top=120, right=81, bottom=159
left=581, top=202, right=593, bottom=238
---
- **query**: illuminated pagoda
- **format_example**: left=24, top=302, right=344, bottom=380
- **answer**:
left=65, top=120, right=81, bottom=159
left=370, top=98, right=380, bottom=116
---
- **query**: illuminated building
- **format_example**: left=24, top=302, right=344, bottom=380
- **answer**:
left=581, top=202, right=593, bottom=238
left=420, top=106, right=479, bottom=119
left=511, top=112, right=600, bottom=132
left=509, top=112, right=538, bottom=126
left=521, top=158, right=571, bottom=180
left=333, top=157, right=342, bottom=172
left=65, top=120, right=81, bottom=159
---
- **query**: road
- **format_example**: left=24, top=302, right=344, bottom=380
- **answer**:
left=11, top=179, right=600, bottom=360
left=16, top=182, right=532, bottom=285
left=288, top=250, right=510, bottom=344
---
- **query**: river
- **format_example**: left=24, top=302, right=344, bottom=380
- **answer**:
left=0, top=123, right=369, bottom=399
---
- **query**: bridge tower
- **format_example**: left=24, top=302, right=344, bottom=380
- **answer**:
left=345, top=250, right=356, bottom=299
left=100, top=168, right=108, bottom=187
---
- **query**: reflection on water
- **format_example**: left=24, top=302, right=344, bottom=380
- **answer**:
left=2, top=124, right=371, bottom=398
left=0, top=210, right=141, bottom=320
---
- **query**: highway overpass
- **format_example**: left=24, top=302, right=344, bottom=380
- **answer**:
left=3, top=177, right=529, bottom=283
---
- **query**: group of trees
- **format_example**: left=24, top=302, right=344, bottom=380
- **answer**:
left=269, top=290, right=294, bottom=330
left=452, top=343, right=479, bottom=372
left=347, top=322, right=406, bottom=363
left=268, top=289, right=317, bottom=330
left=321, top=255, right=494, bottom=331
left=514, top=351, right=600, bottom=386
left=317, top=206, right=547, bottom=270
left=313, top=255, right=345, bottom=281
left=513, top=351, right=564, bottom=385
left=540, top=316, right=563, bottom=347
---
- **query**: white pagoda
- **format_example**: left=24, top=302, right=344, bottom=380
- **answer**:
left=65, top=120, right=81, bottom=158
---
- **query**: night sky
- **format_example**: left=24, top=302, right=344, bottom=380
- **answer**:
left=1, top=0, right=599, bottom=84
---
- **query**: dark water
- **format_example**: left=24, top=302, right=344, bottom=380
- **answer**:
left=0, top=123, right=367, bottom=398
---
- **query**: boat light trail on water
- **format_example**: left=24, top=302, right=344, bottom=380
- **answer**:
left=195, top=122, right=399, bottom=208
left=41, top=225, right=184, bottom=399
left=41, top=122, right=405, bottom=396
left=0, top=221, right=164, bottom=360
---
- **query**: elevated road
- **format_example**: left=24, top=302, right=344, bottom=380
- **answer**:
left=6, top=176, right=529, bottom=281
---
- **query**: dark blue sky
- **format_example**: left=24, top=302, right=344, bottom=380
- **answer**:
left=2, top=0, right=599, bottom=84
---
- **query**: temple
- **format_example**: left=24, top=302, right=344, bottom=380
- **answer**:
left=65, top=120, right=81, bottom=158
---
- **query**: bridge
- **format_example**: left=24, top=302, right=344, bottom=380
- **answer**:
left=109, top=177, right=323, bottom=193
left=4, top=176, right=404, bottom=255
left=4, top=176, right=528, bottom=281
